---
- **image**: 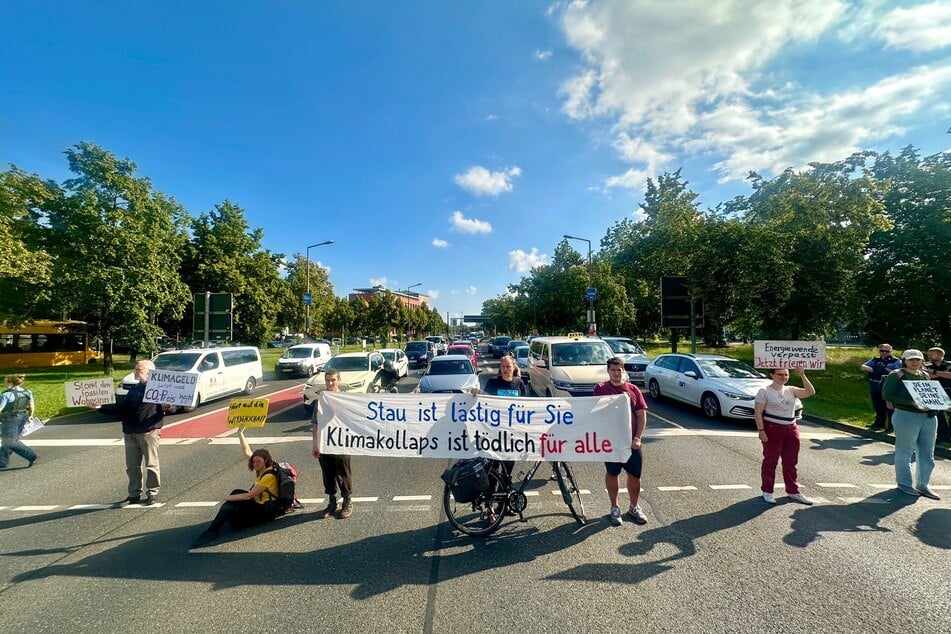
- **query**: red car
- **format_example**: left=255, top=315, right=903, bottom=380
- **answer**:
left=447, top=343, right=478, bottom=370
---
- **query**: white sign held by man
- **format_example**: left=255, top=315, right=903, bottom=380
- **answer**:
left=64, top=378, right=116, bottom=407
left=754, top=340, right=826, bottom=370
left=142, top=370, right=199, bottom=407
left=905, top=380, right=951, bottom=411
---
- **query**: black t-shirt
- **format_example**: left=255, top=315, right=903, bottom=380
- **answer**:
left=926, top=360, right=951, bottom=389
left=484, top=376, right=526, bottom=397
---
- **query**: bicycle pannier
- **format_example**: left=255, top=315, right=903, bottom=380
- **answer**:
left=441, top=458, right=489, bottom=503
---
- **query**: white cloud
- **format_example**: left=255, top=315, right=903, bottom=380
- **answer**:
left=427, top=289, right=440, bottom=299
left=451, top=211, right=493, bottom=234
left=450, top=289, right=461, bottom=295
left=535, top=49, right=553, bottom=61
left=454, top=165, right=522, bottom=196
left=466, top=286, right=477, bottom=295
left=369, top=277, right=388, bottom=288
left=432, top=238, right=449, bottom=248
left=632, top=206, right=647, bottom=222
left=486, top=113, right=498, bottom=121
left=555, top=1, right=951, bottom=183
left=508, top=247, right=549, bottom=272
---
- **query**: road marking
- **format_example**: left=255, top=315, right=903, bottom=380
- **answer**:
left=13, top=505, right=59, bottom=511
left=816, top=483, right=859, bottom=488
left=549, top=489, right=593, bottom=495
left=121, top=503, right=166, bottom=509
left=657, top=486, right=698, bottom=491
left=387, top=505, right=431, bottom=512
left=524, top=491, right=540, bottom=497
left=350, top=496, right=379, bottom=502
left=68, top=504, right=113, bottom=510
left=0, top=506, right=7, bottom=510
left=176, top=501, right=220, bottom=507
left=393, top=495, right=432, bottom=501
left=928, top=485, right=951, bottom=490
left=710, top=484, right=753, bottom=490
left=298, top=498, right=325, bottom=504
left=838, top=497, right=891, bottom=504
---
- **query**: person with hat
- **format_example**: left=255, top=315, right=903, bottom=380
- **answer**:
left=882, top=349, right=942, bottom=499
left=860, top=344, right=901, bottom=430
left=0, top=374, right=37, bottom=469
left=924, top=347, right=951, bottom=444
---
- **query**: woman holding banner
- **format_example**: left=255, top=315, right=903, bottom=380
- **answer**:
left=754, top=368, right=815, bottom=505
left=191, top=427, right=282, bottom=548
left=882, top=349, right=940, bottom=499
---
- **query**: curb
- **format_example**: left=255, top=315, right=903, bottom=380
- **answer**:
left=803, top=413, right=951, bottom=460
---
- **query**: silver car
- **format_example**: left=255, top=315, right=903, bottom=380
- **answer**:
left=415, top=354, right=480, bottom=393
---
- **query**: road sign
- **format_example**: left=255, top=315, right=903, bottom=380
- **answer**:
left=302, top=292, right=312, bottom=305
left=660, top=276, right=703, bottom=329
left=193, top=292, right=233, bottom=341
left=586, top=287, right=597, bottom=301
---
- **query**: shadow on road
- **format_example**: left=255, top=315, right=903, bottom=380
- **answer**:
left=783, top=489, right=919, bottom=548
left=911, top=509, right=951, bottom=549
left=807, top=437, right=875, bottom=452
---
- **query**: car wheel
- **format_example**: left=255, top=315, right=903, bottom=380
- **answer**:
left=307, top=366, right=315, bottom=377
left=701, top=392, right=721, bottom=419
left=648, top=379, right=661, bottom=399
left=244, top=377, right=256, bottom=395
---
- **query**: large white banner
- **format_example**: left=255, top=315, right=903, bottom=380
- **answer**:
left=316, top=391, right=633, bottom=462
left=754, top=340, right=826, bottom=370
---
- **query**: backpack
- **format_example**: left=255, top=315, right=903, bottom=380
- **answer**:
left=266, top=462, right=302, bottom=514
left=441, top=458, right=490, bottom=503
left=1, top=388, right=31, bottom=420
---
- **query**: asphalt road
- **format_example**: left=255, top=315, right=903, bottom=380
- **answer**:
left=1, top=358, right=948, bottom=633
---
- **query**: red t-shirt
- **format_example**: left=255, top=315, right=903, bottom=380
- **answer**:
left=593, top=381, right=648, bottom=439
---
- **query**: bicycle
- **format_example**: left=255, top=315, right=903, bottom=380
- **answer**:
left=442, top=459, right=586, bottom=536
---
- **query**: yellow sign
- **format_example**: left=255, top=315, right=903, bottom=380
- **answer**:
left=227, top=398, right=270, bottom=428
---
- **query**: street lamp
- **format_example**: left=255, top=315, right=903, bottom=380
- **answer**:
left=563, top=234, right=596, bottom=336
left=305, top=240, right=334, bottom=336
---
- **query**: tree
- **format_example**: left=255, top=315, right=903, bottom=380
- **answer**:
left=276, top=254, right=335, bottom=335
left=43, top=142, right=191, bottom=373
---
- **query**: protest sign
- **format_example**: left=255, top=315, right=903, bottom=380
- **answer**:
left=315, top=391, right=633, bottom=462
left=754, top=340, right=826, bottom=370
left=227, top=398, right=269, bottom=427
left=906, top=380, right=951, bottom=411
left=65, top=378, right=115, bottom=407
left=142, top=370, right=199, bottom=407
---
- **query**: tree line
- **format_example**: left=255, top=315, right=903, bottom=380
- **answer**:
left=482, top=147, right=949, bottom=349
left=1, top=142, right=446, bottom=373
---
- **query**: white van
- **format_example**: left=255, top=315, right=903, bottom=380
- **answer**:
left=116, top=347, right=263, bottom=410
left=275, top=342, right=332, bottom=378
left=527, top=336, right=613, bottom=398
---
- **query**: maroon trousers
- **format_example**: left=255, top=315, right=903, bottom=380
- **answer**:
left=760, top=421, right=801, bottom=494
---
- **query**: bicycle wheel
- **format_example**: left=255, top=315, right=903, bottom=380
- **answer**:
left=554, top=462, right=586, bottom=525
left=443, top=469, right=508, bottom=537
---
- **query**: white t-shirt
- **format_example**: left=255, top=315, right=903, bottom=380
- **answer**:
left=755, top=386, right=802, bottom=425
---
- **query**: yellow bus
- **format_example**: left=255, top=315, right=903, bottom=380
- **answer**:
left=0, top=320, right=99, bottom=367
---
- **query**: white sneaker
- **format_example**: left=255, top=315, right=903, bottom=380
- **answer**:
left=609, top=506, right=623, bottom=526
left=788, top=493, right=814, bottom=505
left=762, top=492, right=776, bottom=504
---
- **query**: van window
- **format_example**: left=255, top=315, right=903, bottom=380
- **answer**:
left=221, top=348, right=258, bottom=366
left=155, top=352, right=201, bottom=371
left=199, top=354, right=219, bottom=371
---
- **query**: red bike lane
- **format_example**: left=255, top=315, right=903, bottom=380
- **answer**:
left=161, top=385, right=305, bottom=438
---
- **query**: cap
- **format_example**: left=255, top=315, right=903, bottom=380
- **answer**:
left=901, top=349, right=924, bottom=361
left=927, top=346, right=945, bottom=355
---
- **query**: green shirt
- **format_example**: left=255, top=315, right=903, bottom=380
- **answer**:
left=881, top=369, right=931, bottom=413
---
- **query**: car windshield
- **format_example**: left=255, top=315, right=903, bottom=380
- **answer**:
left=154, top=352, right=200, bottom=371
left=427, top=359, right=474, bottom=375
left=514, top=346, right=529, bottom=359
left=324, top=356, right=369, bottom=372
left=283, top=348, right=311, bottom=359
left=698, top=359, right=763, bottom=379
left=551, top=342, right=612, bottom=366
left=406, top=342, right=427, bottom=352
left=606, top=338, right=645, bottom=355
left=448, top=346, right=472, bottom=355
left=380, top=351, right=396, bottom=362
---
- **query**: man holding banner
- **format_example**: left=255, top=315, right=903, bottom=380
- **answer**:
left=312, top=369, right=354, bottom=519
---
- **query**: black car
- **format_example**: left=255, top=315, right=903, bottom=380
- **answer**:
left=489, top=336, right=513, bottom=358
left=405, top=340, right=434, bottom=368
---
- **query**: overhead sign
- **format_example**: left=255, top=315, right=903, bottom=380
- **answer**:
left=660, top=276, right=703, bottom=329
left=754, top=340, right=826, bottom=370
left=142, top=370, right=199, bottom=407
left=65, top=378, right=115, bottom=407
left=315, top=392, right=633, bottom=462
left=227, top=398, right=270, bottom=427
left=906, top=381, right=951, bottom=411
left=193, top=292, right=233, bottom=341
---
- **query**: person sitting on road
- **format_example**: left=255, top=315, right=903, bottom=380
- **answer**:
left=191, top=427, right=282, bottom=548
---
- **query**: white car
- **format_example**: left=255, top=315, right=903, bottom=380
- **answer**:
left=378, top=348, right=409, bottom=378
left=600, top=336, right=651, bottom=385
left=415, top=355, right=480, bottom=393
left=425, top=336, right=447, bottom=355
left=644, top=353, right=771, bottom=420
left=301, top=351, right=385, bottom=414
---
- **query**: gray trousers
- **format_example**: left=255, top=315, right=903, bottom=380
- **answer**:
left=124, top=429, right=161, bottom=497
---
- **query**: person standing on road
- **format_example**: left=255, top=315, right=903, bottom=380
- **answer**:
left=882, top=349, right=943, bottom=499
left=861, top=344, right=901, bottom=430
left=594, top=356, right=649, bottom=527
left=475, top=352, right=527, bottom=480
left=110, top=360, right=173, bottom=506
left=924, top=346, right=951, bottom=444
left=0, top=374, right=38, bottom=469
left=754, top=368, right=816, bottom=505
left=312, top=368, right=353, bottom=519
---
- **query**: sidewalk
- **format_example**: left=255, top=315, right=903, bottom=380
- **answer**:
left=803, top=413, right=951, bottom=460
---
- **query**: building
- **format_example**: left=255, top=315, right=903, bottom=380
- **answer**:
left=348, top=286, right=429, bottom=310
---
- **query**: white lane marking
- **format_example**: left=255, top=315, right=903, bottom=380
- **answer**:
left=393, top=495, right=432, bottom=501
left=928, top=485, right=951, bottom=490
left=68, top=504, right=112, bottom=510
left=297, top=498, right=325, bottom=504
left=0, top=506, right=7, bottom=510
left=816, top=483, right=859, bottom=488
left=657, top=486, right=698, bottom=491
left=13, top=505, right=59, bottom=511
left=710, top=484, right=753, bottom=490
left=549, top=489, right=593, bottom=495
left=350, top=496, right=379, bottom=503
left=176, top=502, right=220, bottom=507
left=121, top=503, right=165, bottom=509
left=524, top=491, right=540, bottom=497
left=839, top=497, right=891, bottom=504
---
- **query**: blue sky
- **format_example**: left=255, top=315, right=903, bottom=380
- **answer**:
left=2, top=1, right=949, bottom=321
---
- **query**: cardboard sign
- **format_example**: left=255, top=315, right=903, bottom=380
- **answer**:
left=754, top=340, right=826, bottom=370
left=227, top=398, right=270, bottom=427
left=142, top=370, right=199, bottom=407
left=906, top=380, right=951, bottom=411
left=65, top=378, right=116, bottom=407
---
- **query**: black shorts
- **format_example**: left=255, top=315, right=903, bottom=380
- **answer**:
left=605, top=449, right=642, bottom=478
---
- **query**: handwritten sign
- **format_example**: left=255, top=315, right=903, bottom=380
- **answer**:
left=906, top=381, right=951, bottom=411
left=65, top=378, right=115, bottom=407
left=227, top=398, right=270, bottom=427
left=315, top=391, right=633, bottom=462
left=142, top=370, right=199, bottom=407
left=754, top=340, right=826, bottom=370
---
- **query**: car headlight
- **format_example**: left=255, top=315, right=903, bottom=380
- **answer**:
left=347, top=380, right=365, bottom=389
left=719, top=390, right=754, bottom=400
left=553, top=379, right=573, bottom=390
